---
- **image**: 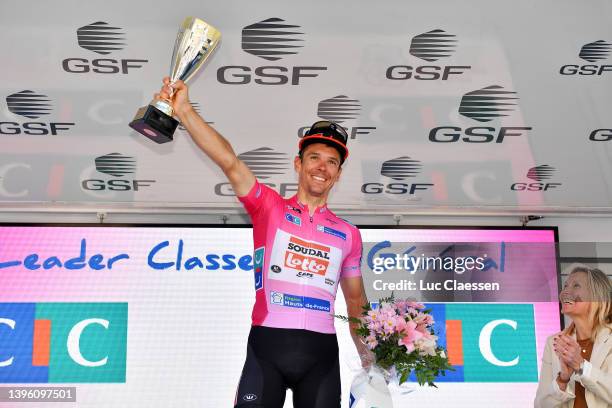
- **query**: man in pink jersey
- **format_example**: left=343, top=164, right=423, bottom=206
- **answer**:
left=157, top=78, right=370, bottom=408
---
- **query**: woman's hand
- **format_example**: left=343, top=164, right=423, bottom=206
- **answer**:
left=554, top=334, right=584, bottom=372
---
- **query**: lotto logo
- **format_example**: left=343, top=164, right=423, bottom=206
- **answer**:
left=285, top=236, right=330, bottom=275
left=0, top=303, right=127, bottom=383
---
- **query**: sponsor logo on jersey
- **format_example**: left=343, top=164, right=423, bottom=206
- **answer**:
left=287, top=205, right=302, bottom=214
left=285, top=212, right=301, bottom=226
left=243, top=394, right=258, bottom=402
left=254, top=247, right=264, bottom=290
left=284, top=236, right=330, bottom=275
left=317, top=224, right=347, bottom=240
left=269, top=291, right=330, bottom=312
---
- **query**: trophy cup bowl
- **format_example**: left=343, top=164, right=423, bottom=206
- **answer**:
left=129, top=17, right=221, bottom=143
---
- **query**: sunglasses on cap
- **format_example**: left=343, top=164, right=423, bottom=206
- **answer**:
left=299, top=120, right=349, bottom=163
left=305, top=121, right=349, bottom=144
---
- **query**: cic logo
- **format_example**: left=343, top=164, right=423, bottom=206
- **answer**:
left=422, top=303, right=538, bottom=382
left=217, top=18, right=327, bottom=85
left=215, top=147, right=296, bottom=197
left=511, top=165, right=562, bottom=191
left=81, top=153, right=155, bottom=192
left=361, top=156, right=433, bottom=195
left=1, top=90, right=75, bottom=136
left=0, top=303, right=127, bottom=383
left=429, top=85, right=532, bottom=143
left=62, top=21, right=148, bottom=74
left=386, top=29, right=471, bottom=81
left=560, top=40, right=612, bottom=75
left=297, top=95, right=377, bottom=140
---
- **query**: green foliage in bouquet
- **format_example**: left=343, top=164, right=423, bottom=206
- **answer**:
left=337, top=294, right=453, bottom=386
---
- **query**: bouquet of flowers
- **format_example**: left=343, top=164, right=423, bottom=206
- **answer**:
left=338, top=294, right=452, bottom=387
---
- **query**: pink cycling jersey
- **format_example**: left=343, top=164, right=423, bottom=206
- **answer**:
left=239, top=180, right=363, bottom=334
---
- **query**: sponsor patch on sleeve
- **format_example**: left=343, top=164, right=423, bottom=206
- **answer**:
left=317, top=224, right=346, bottom=240
left=254, top=247, right=264, bottom=290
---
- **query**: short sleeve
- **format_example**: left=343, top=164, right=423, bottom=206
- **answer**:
left=238, top=180, right=280, bottom=219
left=341, top=225, right=363, bottom=278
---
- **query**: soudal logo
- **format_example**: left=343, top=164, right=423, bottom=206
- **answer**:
left=214, top=147, right=296, bottom=197
left=62, top=21, right=148, bottom=74
left=241, top=18, right=304, bottom=61
left=429, top=85, right=531, bottom=143
left=285, top=236, right=330, bottom=276
left=362, top=156, right=433, bottom=195
left=217, top=18, right=326, bottom=85
left=82, top=153, right=155, bottom=192
left=511, top=165, right=561, bottom=191
left=297, top=95, right=376, bottom=140
left=560, top=40, right=612, bottom=75
left=1, top=90, right=75, bottom=135
left=589, top=128, right=612, bottom=141
left=386, top=29, right=470, bottom=80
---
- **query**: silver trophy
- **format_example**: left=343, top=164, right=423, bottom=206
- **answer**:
left=129, top=17, right=221, bottom=143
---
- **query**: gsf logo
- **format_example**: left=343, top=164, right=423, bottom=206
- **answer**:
left=297, top=95, right=376, bottom=140
left=560, top=40, right=612, bottom=75
left=589, top=129, right=612, bottom=141
left=62, top=22, right=148, bottom=74
left=386, top=29, right=471, bottom=81
left=361, top=156, right=433, bottom=195
left=429, top=85, right=531, bottom=143
left=510, top=165, right=562, bottom=191
left=81, top=153, right=155, bottom=191
left=1, top=90, right=75, bottom=135
left=217, top=18, right=326, bottom=85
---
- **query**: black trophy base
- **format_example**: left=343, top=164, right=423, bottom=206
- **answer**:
left=129, top=104, right=179, bottom=144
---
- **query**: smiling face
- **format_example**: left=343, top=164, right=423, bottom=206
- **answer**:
left=294, top=142, right=342, bottom=199
left=560, top=271, right=591, bottom=318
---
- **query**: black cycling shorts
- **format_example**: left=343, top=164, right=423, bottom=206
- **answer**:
left=234, top=326, right=341, bottom=408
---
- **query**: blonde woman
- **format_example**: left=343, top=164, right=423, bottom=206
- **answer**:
left=535, top=267, right=612, bottom=407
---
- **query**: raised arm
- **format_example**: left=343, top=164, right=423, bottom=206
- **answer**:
left=157, top=77, right=255, bottom=196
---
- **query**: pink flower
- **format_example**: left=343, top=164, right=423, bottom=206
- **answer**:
left=365, top=334, right=378, bottom=349
left=397, top=320, right=423, bottom=353
left=414, top=313, right=434, bottom=326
